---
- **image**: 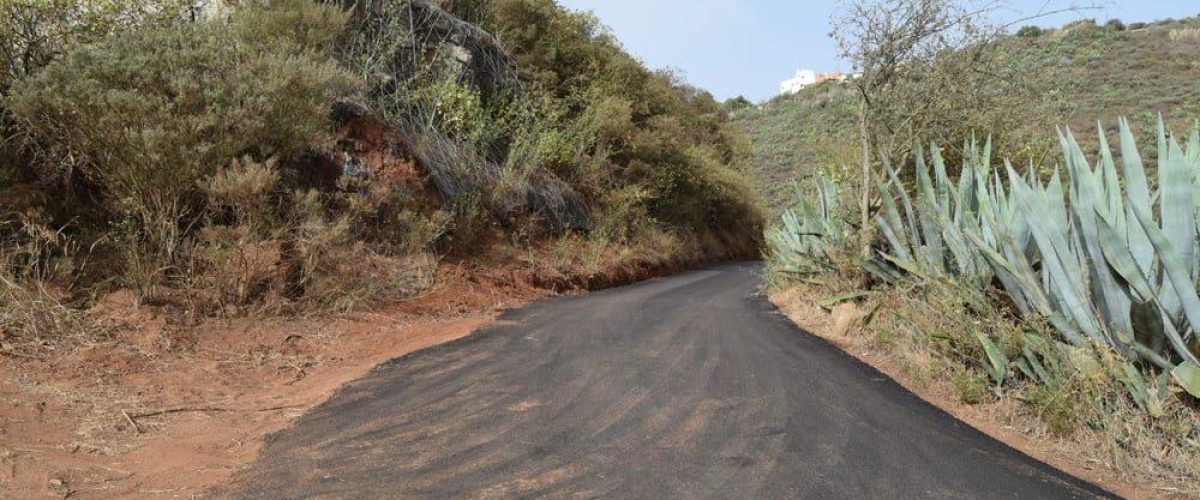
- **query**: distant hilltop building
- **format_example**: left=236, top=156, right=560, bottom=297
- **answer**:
left=779, top=68, right=857, bottom=95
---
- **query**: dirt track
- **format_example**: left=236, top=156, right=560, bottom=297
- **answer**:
left=226, top=262, right=1111, bottom=499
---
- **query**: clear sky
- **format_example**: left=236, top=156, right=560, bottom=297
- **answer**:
left=555, top=0, right=1200, bottom=102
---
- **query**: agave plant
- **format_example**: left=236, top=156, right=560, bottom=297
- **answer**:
left=768, top=174, right=848, bottom=275
left=871, top=139, right=994, bottom=287
left=869, top=117, right=1200, bottom=397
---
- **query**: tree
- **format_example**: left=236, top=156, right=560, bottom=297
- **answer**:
left=722, top=95, right=754, bottom=113
left=831, top=0, right=991, bottom=251
left=1016, top=25, right=1044, bottom=37
left=830, top=0, right=1086, bottom=252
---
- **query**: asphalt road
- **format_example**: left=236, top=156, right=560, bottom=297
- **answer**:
left=228, top=262, right=1111, bottom=499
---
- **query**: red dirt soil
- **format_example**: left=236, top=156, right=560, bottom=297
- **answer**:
left=0, top=262, right=545, bottom=499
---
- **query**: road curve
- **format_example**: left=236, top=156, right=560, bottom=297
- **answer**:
left=227, top=262, right=1110, bottom=499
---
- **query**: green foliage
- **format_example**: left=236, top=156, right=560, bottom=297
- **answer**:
left=336, top=0, right=763, bottom=254
left=1, top=0, right=365, bottom=302
left=767, top=174, right=848, bottom=275
left=0, top=0, right=193, bottom=88
left=1, top=0, right=764, bottom=320
left=7, top=8, right=355, bottom=217
left=479, top=0, right=765, bottom=253
left=722, top=96, right=753, bottom=113
left=732, top=85, right=861, bottom=215
left=485, top=0, right=618, bottom=99
left=738, top=16, right=1200, bottom=217
left=953, top=370, right=991, bottom=405
left=772, top=116, right=1200, bottom=412
left=1119, top=362, right=1172, bottom=417
left=1016, top=25, right=1044, bottom=38
left=230, top=0, right=352, bottom=55
left=0, top=0, right=196, bottom=182
left=1028, top=384, right=1083, bottom=435
left=867, top=119, right=1200, bottom=404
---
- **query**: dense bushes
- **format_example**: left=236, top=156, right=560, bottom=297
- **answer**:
left=8, top=16, right=355, bottom=217
left=0, top=0, right=448, bottom=315
left=0, top=0, right=765, bottom=336
left=340, top=0, right=762, bottom=255
left=481, top=0, right=764, bottom=253
left=0, top=1, right=198, bottom=181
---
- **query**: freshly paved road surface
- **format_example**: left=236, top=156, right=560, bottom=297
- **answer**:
left=228, top=262, right=1111, bottom=499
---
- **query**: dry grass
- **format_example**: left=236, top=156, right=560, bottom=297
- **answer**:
left=0, top=217, right=112, bottom=356
left=1169, top=28, right=1200, bottom=42
left=0, top=278, right=107, bottom=360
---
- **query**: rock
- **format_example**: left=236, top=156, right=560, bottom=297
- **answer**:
left=830, top=302, right=867, bottom=337
left=47, top=477, right=73, bottom=498
left=337, top=0, right=592, bottom=232
left=342, top=0, right=521, bottom=98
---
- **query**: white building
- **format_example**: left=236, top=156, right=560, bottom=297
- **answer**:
left=779, top=69, right=859, bottom=96
left=779, top=69, right=818, bottom=95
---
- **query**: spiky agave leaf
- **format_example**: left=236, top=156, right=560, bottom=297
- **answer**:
left=1118, top=117, right=1154, bottom=276
left=1174, top=361, right=1200, bottom=398
left=1067, top=129, right=1135, bottom=353
left=1130, top=202, right=1200, bottom=365
left=1157, top=134, right=1196, bottom=324
left=1011, top=165, right=1108, bottom=345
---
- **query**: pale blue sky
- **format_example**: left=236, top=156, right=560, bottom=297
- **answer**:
left=555, top=0, right=1200, bottom=102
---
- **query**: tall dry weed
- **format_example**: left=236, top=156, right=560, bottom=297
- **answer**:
left=0, top=217, right=102, bottom=351
left=1169, top=28, right=1200, bottom=42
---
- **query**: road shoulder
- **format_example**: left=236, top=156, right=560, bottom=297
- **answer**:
left=770, top=285, right=1165, bottom=499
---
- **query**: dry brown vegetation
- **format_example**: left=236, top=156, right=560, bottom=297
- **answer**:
left=736, top=15, right=1200, bottom=217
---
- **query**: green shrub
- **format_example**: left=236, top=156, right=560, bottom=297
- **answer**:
left=722, top=96, right=754, bottom=113
left=4, top=1, right=356, bottom=298
left=953, top=370, right=991, bottom=405
left=1029, top=384, right=1082, bottom=435
left=230, top=0, right=352, bottom=55
left=0, top=1, right=196, bottom=188
left=0, top=1, right=192, bottom=88
left=7, top=20, right=354, bottom=214
left=484, top=0, right=765, bottom=255
left=1016, top=25, right=1044, bottom=38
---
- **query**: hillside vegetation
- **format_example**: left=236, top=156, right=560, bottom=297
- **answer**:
left=759, top=12, right=1200, bottom=494
left=736, top=15, right=1200, bottom=215
left=0, top=0, right=763, bottom=351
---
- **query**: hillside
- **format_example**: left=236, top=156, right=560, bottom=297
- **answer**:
left=0, top=1, right=764, bottom=496
left=760, top=11, right=1200, bottom=496
left=0, top=0, right=765, bottom=323
left=736, top=15, right=1200, bottom=215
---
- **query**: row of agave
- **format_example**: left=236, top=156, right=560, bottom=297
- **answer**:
left=767, top=174, right=847, bottom=275
left=869, top=118, right=1200, bottom=402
